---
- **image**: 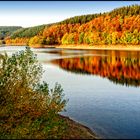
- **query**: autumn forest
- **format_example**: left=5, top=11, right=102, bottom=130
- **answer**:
left=1, top=4, right=140, bottom=47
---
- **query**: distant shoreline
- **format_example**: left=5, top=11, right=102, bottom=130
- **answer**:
left=55, top=44, right=140, bottom=51
left=21, top=44, right=140, bottom=51
left=1, top=44, right=140, bottom=51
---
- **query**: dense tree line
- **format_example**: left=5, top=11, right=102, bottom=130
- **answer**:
left=57, top=13, right=103, bottom=25
left=108, top=4, right=140, bottom=18
left=4, top=4, right=140, bottom=46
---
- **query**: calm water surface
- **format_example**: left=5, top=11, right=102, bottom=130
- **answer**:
left=0, top=46, right=140, bottom=139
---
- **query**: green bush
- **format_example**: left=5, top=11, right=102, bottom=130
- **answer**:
left=0, top=47, right=68, bottom=139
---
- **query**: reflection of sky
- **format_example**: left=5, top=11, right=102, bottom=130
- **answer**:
left=0, top=1, right=140, bottom=27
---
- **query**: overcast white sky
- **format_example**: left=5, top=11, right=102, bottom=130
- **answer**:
left=0, top=1, right=139, bottom=27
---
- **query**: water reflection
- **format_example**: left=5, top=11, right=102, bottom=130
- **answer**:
left=0, top=47, right=140, bottom=87
left=51, top=54, right=140, bottom=87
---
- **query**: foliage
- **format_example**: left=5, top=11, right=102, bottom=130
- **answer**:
left=28, top=36, right=46, bottom=46
left=108, top=4, right=140, bottom=18
left=57, top=13, right=103, bottom=25
left=0, top=47, right=68, bottom=139
left=79, top=32, right=84, bottom=44
left=5, top=37, right=29, bottom=45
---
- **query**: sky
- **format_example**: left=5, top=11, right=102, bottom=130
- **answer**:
left=0, top=1, right=140, bottom=27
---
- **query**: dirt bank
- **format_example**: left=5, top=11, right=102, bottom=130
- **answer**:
left=60, top=115, right=99, bottom=139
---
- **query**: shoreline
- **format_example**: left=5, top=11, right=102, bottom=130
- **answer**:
left=2, top=44, right=140, bottom=51
left=59, top=115, right=99, bottom=139
left=55, top=44, right=140, bottom=51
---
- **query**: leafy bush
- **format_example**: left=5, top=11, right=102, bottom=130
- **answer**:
left=0, top=47, right=68, bottom=139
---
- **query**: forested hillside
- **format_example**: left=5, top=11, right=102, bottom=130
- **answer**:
left=4, top=4, right=140, bottom=47
left=0, top=26, right=22, bottom=39
left=10, top=24, right=51, bottom=39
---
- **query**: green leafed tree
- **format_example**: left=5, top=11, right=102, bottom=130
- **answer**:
left=0, top=47, right=68, bottom=139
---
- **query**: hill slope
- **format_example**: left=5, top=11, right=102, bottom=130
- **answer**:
left=0, top=26, right=22, bottom=39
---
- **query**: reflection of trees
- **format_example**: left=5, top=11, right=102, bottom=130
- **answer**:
left=51, top=55, right=140, bottom=87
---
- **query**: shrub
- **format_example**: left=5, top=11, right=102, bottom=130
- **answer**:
left=0, top=47, right=68, bottom=139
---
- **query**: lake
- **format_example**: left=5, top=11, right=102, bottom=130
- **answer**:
left=0, top=46, right=140, bottom=139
